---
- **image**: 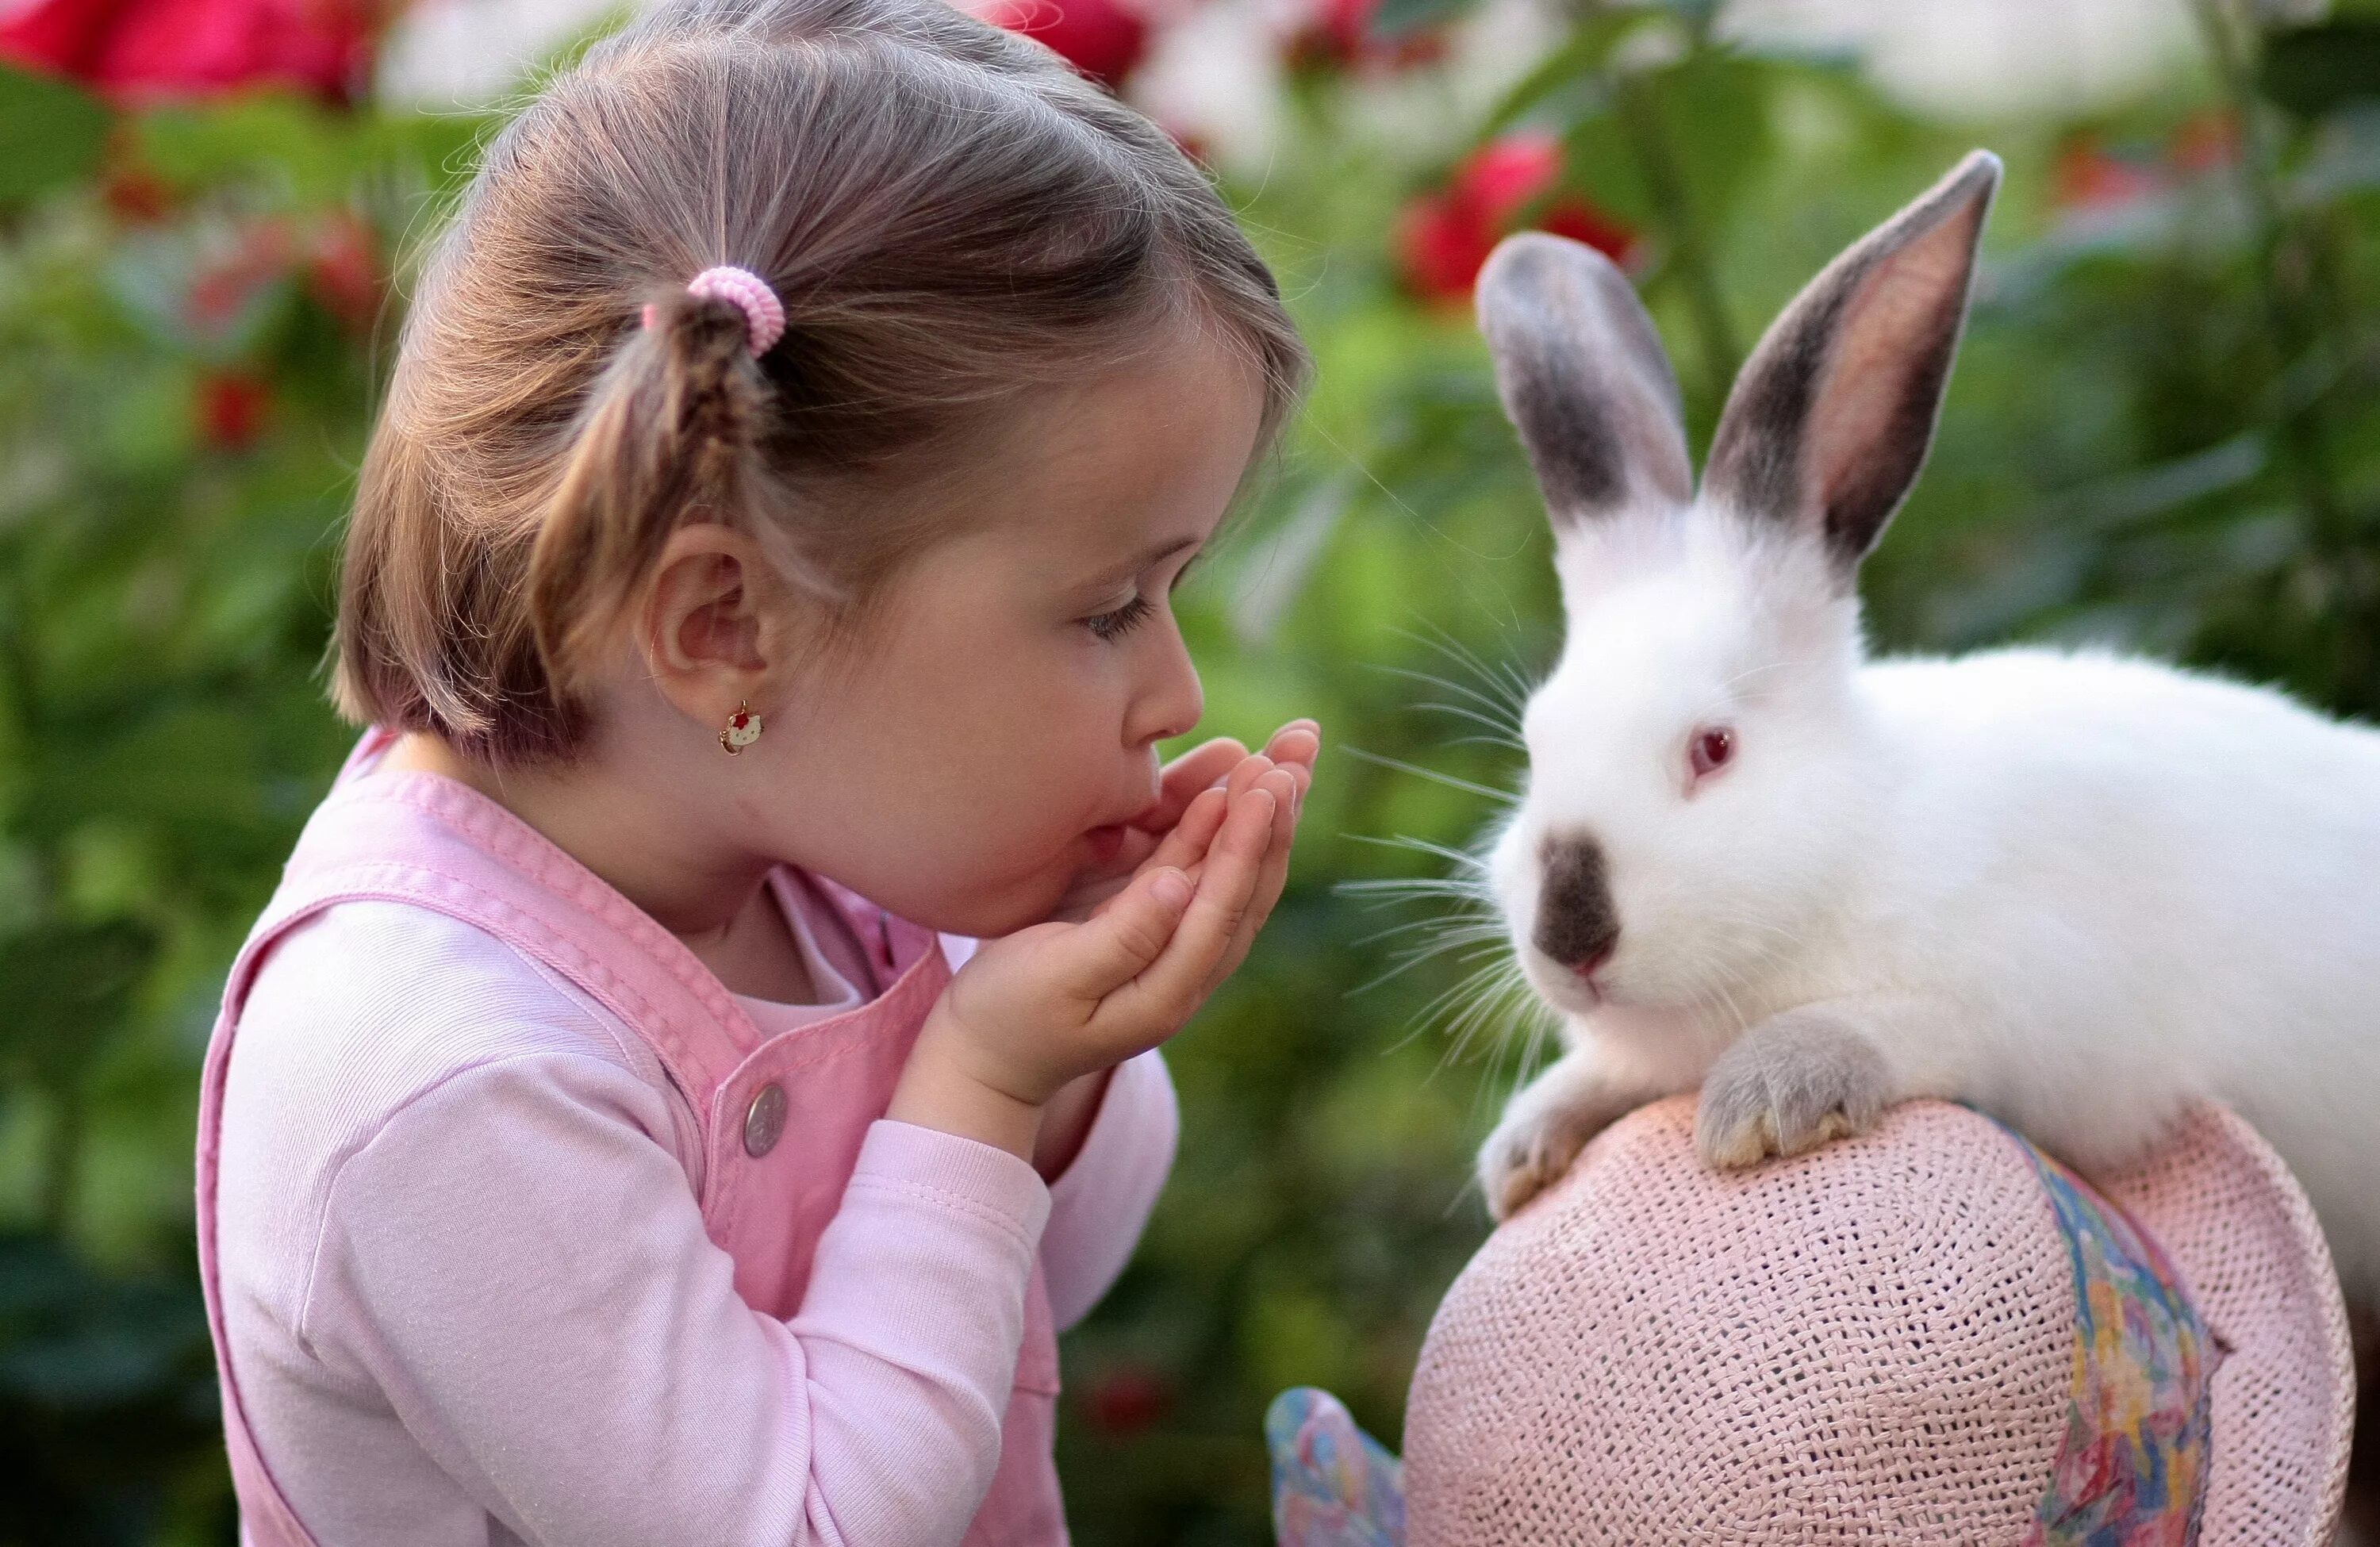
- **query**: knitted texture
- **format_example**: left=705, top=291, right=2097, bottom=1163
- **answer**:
left=1407, top=1098, right=2073, bottom=1542
left=1403, top=1096, right=2349, bottom=1546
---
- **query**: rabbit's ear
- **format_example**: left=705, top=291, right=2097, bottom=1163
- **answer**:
left=1702, top=151, right=2001, bottom=589
left=1477, top=232, right=1691, bottom=529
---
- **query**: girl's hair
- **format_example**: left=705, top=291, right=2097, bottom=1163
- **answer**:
left=332, top=0, right=1312, bottom=768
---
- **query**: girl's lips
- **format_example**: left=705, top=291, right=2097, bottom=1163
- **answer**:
left=1085, top=823, right=1127, bottom=863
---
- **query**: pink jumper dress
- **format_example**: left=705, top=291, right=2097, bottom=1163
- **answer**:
left=194, top=725, right=1068, bottom=1544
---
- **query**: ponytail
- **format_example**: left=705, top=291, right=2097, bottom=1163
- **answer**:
left=528, top=286, right=770, bottom=695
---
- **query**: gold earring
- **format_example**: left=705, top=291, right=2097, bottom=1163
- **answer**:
left=719, top=700, right=763, bottom=754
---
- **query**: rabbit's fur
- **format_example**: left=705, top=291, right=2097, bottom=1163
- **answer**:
left=1470, top=150, right=2380, bottom=1305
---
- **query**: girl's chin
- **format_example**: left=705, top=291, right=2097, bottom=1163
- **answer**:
left=901, top=835, right=1131, bottom=938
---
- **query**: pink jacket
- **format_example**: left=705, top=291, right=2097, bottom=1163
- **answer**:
left=194, top=725, right=1179, bottom=1546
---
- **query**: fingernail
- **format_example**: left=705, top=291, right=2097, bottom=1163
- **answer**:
left=1152, top=869, right=1192, bottom=909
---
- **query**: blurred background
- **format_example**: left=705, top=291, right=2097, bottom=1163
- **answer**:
left=0, top=0, right=2374, bottom=1539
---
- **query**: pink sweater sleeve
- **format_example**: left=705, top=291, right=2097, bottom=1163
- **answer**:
left=302, top=1050, right=1050, bottom=1546
left=1040, top=1048, right=1178, bottom=1331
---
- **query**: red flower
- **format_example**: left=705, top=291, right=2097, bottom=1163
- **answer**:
left=1081, top=1361, right=1170, bottom=1438
left=1284, top=0, right=1447, bottom=73
left=2050, top=133, right=2164, bottom=212
left=1395, top=130, right=1637, bottom=304
left=0, top=0, right=382, bottom=106
left=196, top=369, right=269, bottom=450
left=962, top=0, right=1149, bottom=92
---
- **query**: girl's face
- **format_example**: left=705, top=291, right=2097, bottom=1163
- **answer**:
left=748, top=325, right=1268, bottom=938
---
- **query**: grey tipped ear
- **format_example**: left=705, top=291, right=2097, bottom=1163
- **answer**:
left=1476, top=232, right=1691, bottom=530
left=1703, top=149, right=2002, bottom=589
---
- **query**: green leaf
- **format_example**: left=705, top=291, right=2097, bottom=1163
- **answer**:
left=1474, top=10, right=1656, bottom=141
left=2259, top=20, right=2380, bottom=119
left=0, top=919, right=158, bottom=1084
left=0, top=66, right=111, bottom=206
left=1640, top=48, right=1778, bottom=236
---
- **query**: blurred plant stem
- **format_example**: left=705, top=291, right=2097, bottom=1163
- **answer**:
left=1614, top=59, right=1741, bottom=407
left=40, top=1081, right=83, bottom=1237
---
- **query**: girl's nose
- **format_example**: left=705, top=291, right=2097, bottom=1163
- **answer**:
left=1130, top=616, right=1204, bottom=747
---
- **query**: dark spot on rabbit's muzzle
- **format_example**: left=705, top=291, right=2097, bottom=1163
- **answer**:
left=1533, top=833, right=1618, bottom=978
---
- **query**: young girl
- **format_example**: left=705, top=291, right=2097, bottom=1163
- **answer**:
left=191, top=0, right=1319, bottom=1540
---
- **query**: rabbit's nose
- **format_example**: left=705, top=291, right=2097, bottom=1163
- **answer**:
left=1533, top=832, right=1618, bottom=975
left=1569, top=943, right=1613, bottom=981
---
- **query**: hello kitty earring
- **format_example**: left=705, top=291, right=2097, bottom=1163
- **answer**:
left=720, top=701, right=763, bottom=755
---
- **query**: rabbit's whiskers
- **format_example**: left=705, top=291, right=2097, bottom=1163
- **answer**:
left=1393, top=618, right=1539, bottom=727
left=1338, top=747, right=1520, bottom=807
left=1342, top=833, right=1492, bottom=873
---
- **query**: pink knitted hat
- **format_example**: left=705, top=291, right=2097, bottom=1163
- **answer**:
left=1400, top=1096, right=2353, bottom=1545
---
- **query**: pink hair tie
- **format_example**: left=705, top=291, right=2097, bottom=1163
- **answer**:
left=640, top=264, right=785, bottom=357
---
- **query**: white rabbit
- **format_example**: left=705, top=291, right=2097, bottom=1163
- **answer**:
left=1465, top=148, right=2380, bottom=1306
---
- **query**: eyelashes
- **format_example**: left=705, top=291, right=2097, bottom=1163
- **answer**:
left=1083, top=593, right=1157, bottom=642
left=1081, top=549, right=1202, bottom=643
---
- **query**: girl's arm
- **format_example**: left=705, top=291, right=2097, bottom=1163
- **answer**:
left=307, top=1047, right=1046, bottom=1547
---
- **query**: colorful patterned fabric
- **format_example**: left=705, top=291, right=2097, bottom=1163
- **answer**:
left=1985, top=1115, right=2215, bottom=1546
left=1266, top=1387, right=1405, bottom=1547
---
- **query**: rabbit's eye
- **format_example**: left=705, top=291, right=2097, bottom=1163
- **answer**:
left=1689, top=725, right=1735, bottom=780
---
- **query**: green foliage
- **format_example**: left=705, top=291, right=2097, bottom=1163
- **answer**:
left=2, top=2, right=2375, bottom=1543
left=0, top=67, right=111, bottom=205
left=0, top=86, right=498, bottom=1541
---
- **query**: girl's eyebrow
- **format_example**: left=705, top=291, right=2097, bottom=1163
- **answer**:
left=1080, top=533, right=1200, bottom=590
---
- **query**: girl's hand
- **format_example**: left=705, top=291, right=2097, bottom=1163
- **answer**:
left=1047, top=720, right=1320, bottom=924
left=888, top=756, right=1307, bottom=1158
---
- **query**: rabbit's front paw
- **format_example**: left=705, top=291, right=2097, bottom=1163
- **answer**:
left=1695, top=1010, right=1891, bottom=1170
left=1479, top=1104, right=1604, bottom=1223
left=1479, top=1050, right=1642, bottom=1221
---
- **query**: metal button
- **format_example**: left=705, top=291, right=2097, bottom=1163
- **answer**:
left=743, top=1082, right=787, bottom=1158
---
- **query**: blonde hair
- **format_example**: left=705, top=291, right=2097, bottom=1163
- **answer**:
left=332, top=0, right=1312, bottom=767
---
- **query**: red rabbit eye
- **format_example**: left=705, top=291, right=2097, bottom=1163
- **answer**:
left=1689, top=725, right=1734, bottom=780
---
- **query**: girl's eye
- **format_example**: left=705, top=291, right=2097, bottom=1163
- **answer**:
left=1083, top=593, right=1157, bottom=642
left=1688, top=724, right=1735, bottom=781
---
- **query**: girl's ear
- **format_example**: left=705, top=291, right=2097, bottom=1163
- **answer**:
left=1476, top=232, right=1691, bottom=530
left=1702, top=151, right=2002, bottom=592
left=640, top=522, right=777, bottom=703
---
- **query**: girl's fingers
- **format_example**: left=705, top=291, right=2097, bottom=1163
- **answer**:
left=1054, top=864, right=1197, bottom=1000
left=1223, top=752, right=1276, bottom=801
left=1142, top=782, right=1229, bottom=876
left=1099, top=783, right=1275, bottom=1031
left=1263, top=722, right=1319, bottom=816
left=1264, top=721, right=1319, bottom=775
left=1169, top=752, right=1276, bottom=887
left=1143, top=738, right=1246, bottom=831
left=1205, top=766, right=1302, bottom=993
